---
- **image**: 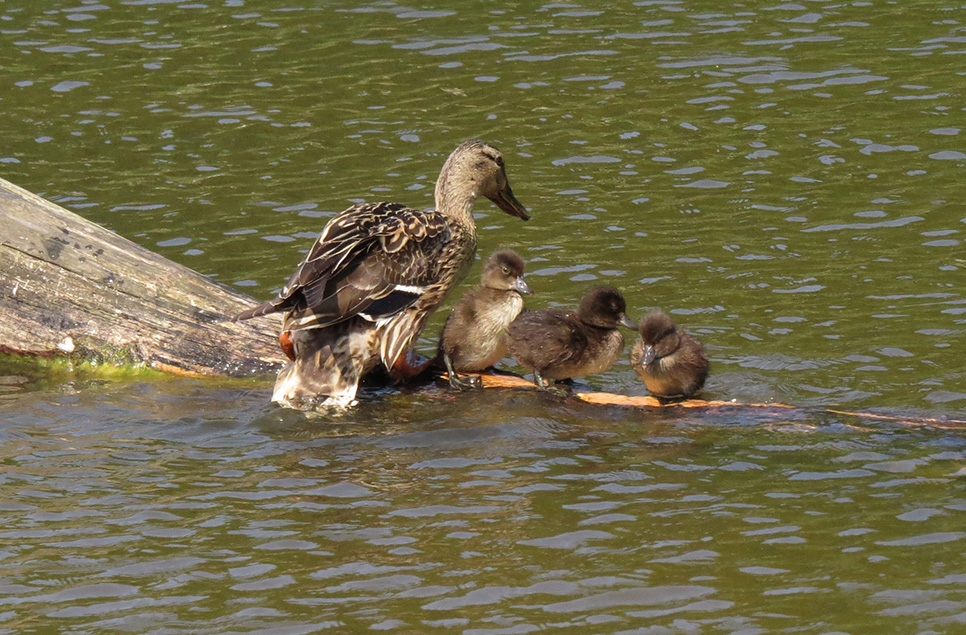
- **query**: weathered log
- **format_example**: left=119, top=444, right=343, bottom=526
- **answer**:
left=3, top=176, right=965, bottom=427
left=0, top=176, right=286, bottom=377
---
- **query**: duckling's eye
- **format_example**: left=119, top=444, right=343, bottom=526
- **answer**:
left=502, top=266, right=510, bottom=274
left=495, top=155, right=504, bottom=167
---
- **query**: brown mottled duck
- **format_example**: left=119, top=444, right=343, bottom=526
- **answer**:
left=236, top=139, right=529, bottom=408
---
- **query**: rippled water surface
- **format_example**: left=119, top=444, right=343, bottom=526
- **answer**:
left=2, top=0, right=965, bottom=632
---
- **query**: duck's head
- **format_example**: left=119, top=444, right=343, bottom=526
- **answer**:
left=638, top=310, right=679, bottom=365
left=481, top=248, right=532, bottom=295
left=578, top=286, right=637, bottom=329
left=437, top=139, right=530, bottom=220
left=639, top=310, right=677, bottom=345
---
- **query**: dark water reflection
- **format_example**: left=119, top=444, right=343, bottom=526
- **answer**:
left=2, top=0, right=966, bottom=631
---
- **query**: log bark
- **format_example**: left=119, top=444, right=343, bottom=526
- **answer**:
left=0, top=176, right=286, bottom=377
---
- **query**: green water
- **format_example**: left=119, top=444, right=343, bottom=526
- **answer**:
left=1, top=1, right=965, bottom=633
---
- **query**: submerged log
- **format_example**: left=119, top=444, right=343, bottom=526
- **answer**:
left=472, top=373, right=966, bottom=429
left=0, top=176, right=286, bottom=377
left=473, top=373, right=741, bottom=408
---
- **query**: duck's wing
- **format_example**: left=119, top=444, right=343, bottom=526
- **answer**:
left=236, top=202, right=449, bottom=328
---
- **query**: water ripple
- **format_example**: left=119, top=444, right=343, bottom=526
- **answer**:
left=541, top=585, right=717, bottom=613
left=802, top=216, right=924, bottom=232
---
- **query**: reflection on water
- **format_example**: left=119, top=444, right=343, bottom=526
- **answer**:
left=1, top=380, right=965, bottom=633
left=2, top=0, right=966, bottom=631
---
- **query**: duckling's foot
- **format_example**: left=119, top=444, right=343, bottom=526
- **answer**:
left=533, top=371, right=571, bottom=398
left=543, top=384, right=571, bottom=398
left=448, top=373, right=483, bottom=391
left=441, top=353, right=483, bottom=390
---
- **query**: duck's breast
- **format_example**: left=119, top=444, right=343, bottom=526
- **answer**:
left=579, top=328, right=625, bottom=376
left=460, top=291, right=524, bottom=369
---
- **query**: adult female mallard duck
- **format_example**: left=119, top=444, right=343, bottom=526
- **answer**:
left=236, top=139, right=529, bottom=408
left=630, top=309, right=709, bottom=399
left=436, top=248, right=532, bottom=390
left=507, top=286, right=636, bottom=395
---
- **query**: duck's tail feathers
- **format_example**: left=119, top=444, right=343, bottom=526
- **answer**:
left=234, top=301, right=280, bottom=322
left=378, top=309, right=430, bottom=372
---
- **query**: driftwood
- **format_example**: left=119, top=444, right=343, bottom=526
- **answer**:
left=0, top=176, right=286, bottom=377
left=2, top=176, right=965, bottom=428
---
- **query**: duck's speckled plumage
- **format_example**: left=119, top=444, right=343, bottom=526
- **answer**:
left=437, top=249, right=531, bottom=388
left=507, top=286, right=636, bottom=390
left=236, top=139, right=528, bottom=408
left=630, top=310, right=709, bottom=399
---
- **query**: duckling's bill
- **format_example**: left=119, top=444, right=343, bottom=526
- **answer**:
left=512, top=277, right=533, bottom=296
left=641, top=344, right=656, bottom=366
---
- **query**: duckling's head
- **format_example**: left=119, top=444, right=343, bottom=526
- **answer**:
left=578, top=286, right=637, bottom=329
left=481, top=248, right=532, bottom=295
left=436, top=139, right=530, bottom=220
left=638, top=310, right=680, bottom=366
left=639, top=310, right=678, bottom=346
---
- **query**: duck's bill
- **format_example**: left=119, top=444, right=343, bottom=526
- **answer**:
left=641, top=344, right=656, bottom=367
left=489, top=185, right=529, bottom=220
left=620, top=314, right=637, bottom=329
left=513, top=277, right=533, bottom=296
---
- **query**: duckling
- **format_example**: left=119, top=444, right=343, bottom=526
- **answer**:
left=507, top=286, right=636, bottom=394
left=630, top=309, right=709, bottom=399
left=235, top=140, right=529, bottom=408
left=436, top=248, right=532, bottom=390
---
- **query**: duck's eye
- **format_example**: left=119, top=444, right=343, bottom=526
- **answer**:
left=495, top=155, right=504, bottom=167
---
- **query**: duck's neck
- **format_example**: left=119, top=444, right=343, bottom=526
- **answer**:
left=434, top=167, right=479, bottom=227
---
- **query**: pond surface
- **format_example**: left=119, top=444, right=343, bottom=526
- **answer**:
left=1, top=0, right=965, bottom=632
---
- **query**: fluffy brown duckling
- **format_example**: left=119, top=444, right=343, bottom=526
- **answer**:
left=437, top=249, right=532, bottom=390
left=507, top=286, right=636, bottom=394
left=630, top=309, right=709, bottom=399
